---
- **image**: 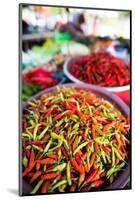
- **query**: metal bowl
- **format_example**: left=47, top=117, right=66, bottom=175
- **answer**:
left=63, top=56, right=130, bottom=92
left=21, top=83, right=130, bottom=195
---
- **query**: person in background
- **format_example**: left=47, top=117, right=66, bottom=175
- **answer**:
left=55, top=13, right=87, bottom=43
left=92, top=15, right=99, bottom=36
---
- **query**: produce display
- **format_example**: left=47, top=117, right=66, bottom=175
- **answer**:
left=69, top=51, right=130, bottom=87
left=22, top=67, right=59, bottom=101
left=22, top=87, right=130, bottom=194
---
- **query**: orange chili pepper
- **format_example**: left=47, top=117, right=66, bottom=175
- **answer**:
left=70, top=183, right=76, bottom=192
left=102, top=146, right=112, bottom=154
left=89, top=153, right=95, bottom=168
left=94, top=143, right=100, bottom=154
left=53, top=113, right=63, bottom=122
left=41, top=180, right=50, bottom=193
left=23, top=151, right=35, bottom=177
left=92, top=125, right=96, bottom=138
left=45, top=108, right=52, bottom=117
left=79, top=172, right=85, bottom=186
left=47, top=154, right=58, bottom=159
left=41, top=172, right=58, bottom=180
left=36, top=158, right=54, bottom=165
left=36, top=163, right=40, bottom=171
left=30, top=171, right=42, bottom=183
left=71, top=159, right=84, bottom=174
left=73, top=135, right=79, bottom=151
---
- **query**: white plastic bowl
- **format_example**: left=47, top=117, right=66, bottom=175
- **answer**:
left=63, top=56, right=130, bottom=92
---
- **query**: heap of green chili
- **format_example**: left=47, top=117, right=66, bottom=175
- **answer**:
left=22, top=87, right=130, bottom=194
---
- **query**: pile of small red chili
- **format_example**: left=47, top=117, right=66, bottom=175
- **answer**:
left=22, top=87, right=130, bottom=194
left=69, top=51, right=130, bottom=87
left=23, top=67, right=59, bottom=89
left=22, top=67, right=59, bottom=101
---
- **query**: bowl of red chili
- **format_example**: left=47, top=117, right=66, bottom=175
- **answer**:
left=63, top=51, right=130, bottom=92
left=22, top=67, right=67, bottom=101
left=21, top=83, right=130, bottom=195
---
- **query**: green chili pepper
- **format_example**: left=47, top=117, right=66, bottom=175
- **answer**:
left=58, top=149, right=62, bottom=160
left=31, top=179, right=44, bottom=194
left=66, top=161, right=72, bottom=186
left=38, top=126, right=49, bottom=140
left=101, top=149, right=107, bottom=164
left=63, top=139, right=69, bottom=150
left=73, top=141, right=89, bottom=155
left=48, top=136, right=64, bottom=152
left=69, top=115, right=78, bottom=122
left=87, top=103, right=94, bottom=117
left=75, top=100, right=81, bottom=111
left=47, top=115, right=52, bottom=124
left=43, top=138, right=52, bottom=154
left=51, top=180, right=67, bottom=191
left=29, top=119, right=35, bottom=126
left=113, top=146, right=124, bottom=161
left=106, top=162, right=125, bottom=178
left=26, top=145, right=31, bottom=150
left=22, top=133, right=32, bottom=141
left=52, top=163, right=66, bottom=172
left=33, top=124, right=40, bottom=140
left=87, top=147, right=92, bottom=169
left=55, top=119, right=64, bottom=127
left=85, top=127, right=90, bottom=136
left=51, top=132, right=62, bottom=140
left=112, top=147, right=115, bottom=166
left=73, top=122, right=80, bottom=130
left=43, top=165, right=47, bottom=172
left=60, top=92, right=64, bottom=101
left=59, top=183, right=67, bottom=192
left=26, top=130, right=34, bottom=140
left=94, top=137, right=110, bottom=145
left=32, top=145, right=43, bottom=152
left=23, top=156, right=28, bottom=168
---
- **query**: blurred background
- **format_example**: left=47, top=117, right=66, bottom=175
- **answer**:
left=21, top=5, right=130, bottom=103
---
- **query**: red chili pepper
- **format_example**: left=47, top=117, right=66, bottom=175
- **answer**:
left=36, top=158, right=54, bottom=165
left=53, top=113, right=63, bottom=122
left=89, top=153, right=96, bottom=168
left=61, top=147, right=69, bottom=161
left=45, top=108, right=52, bottom=117
left=31, top=140, right=42, bottom=146
left=71, top=158, right=84, bottom=174
left=92, top=125, right=96, bottom=138
left=81, top=185, right=90, bottom=192
left=75, top=152, right=82, bottom=165
left=41, top=172, right=58, bottom=180
left=47, top=154, right=58, bottom=159
left=30, top=171, right=42, bottom=183
left=100, top=171, right=106, bottom=178
left=25, top=149, right=30, bottom=158
left=80, top=133, right=87, bottom=141
left=41, top=180, right=50, bottom=193
left=85, top=168, right=99, bottom=184
left=94, top=143, right=100, bottom=154
left=102, top=146, right=112, bottom=154
left=77, top=110, right=85, bottom=122
left=70, top=183, right=76, bottom=192
left=23, top=151, right=35, bottom=177
left=91, top=179, right=105, bottom=188
left=79, top=172, right=85, bottom=186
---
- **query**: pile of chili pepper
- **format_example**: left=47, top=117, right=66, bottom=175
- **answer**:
left=22, top=87, right=130, bottom=194
left=69, top=51, right=130, bottom=87
left=22, top=67, right=59, bottom=101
